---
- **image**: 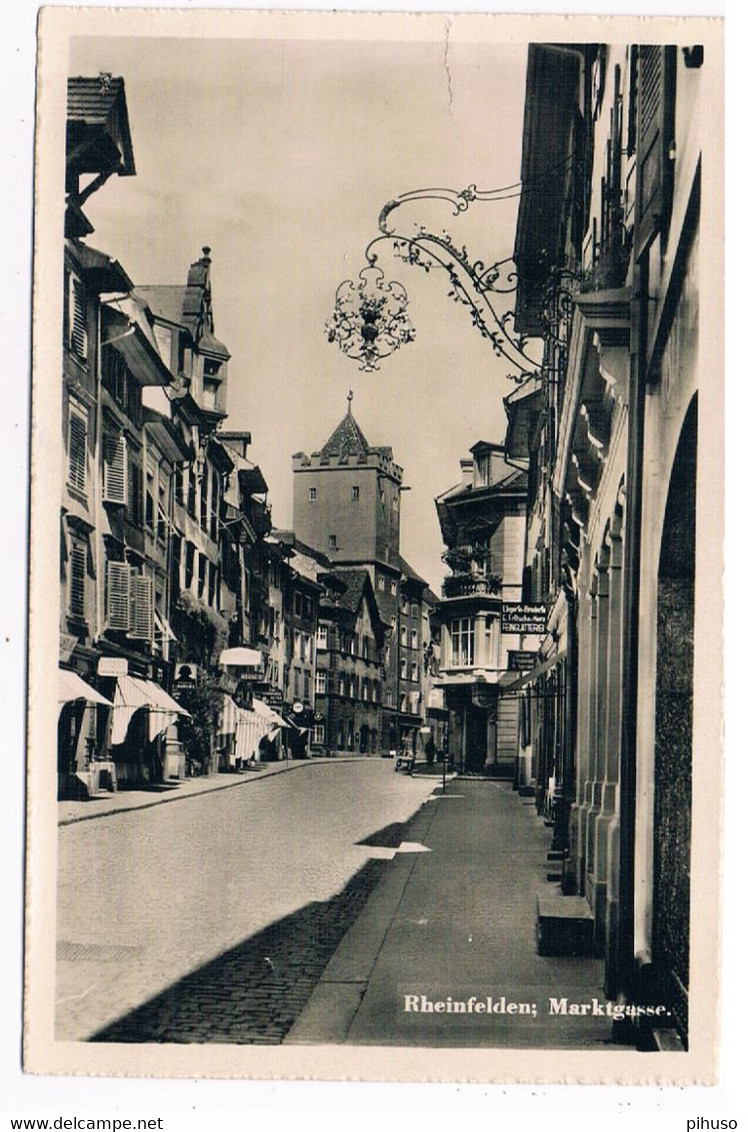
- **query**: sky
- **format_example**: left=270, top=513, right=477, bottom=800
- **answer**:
left=70, top=29, right=531, bottom=590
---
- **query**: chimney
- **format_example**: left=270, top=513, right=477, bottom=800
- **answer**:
left=460, top=459, right=474, bottom=488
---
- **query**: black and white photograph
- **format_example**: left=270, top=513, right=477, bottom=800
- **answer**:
left=23, top=8, right=724, bottom=1085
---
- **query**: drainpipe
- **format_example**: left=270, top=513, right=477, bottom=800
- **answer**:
left=617, top=256, right=648, bottom=1003
left=94, top=304, right=105, bottom=649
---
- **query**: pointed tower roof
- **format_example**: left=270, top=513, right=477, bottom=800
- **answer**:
left=319, top=391, right=370, bottom=458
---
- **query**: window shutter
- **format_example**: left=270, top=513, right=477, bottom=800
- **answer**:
left=69, top=275, right=88, bottom=361
left=68, top=544, right=87, bottom=619
left=67, top=407, right=87, bottom=493
left=103, top=435, right=127, bottom=504
left=106, top=561, right=131, bottom=630
left=635, top=45, right=676, bottom=258
left=130, top=573, right=154, bottom=640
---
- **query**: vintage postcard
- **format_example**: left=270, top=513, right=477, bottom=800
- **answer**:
left=25, top=8, right=724, bottom=1083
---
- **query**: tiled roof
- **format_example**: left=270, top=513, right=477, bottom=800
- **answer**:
left=391, top=552, right=427, bottom=588
left=67, top=75, right=135, bottom=177
left=134, top=286, right=189, bottom=328
left=319, top=407, right=370, bottom=458
left=68, top=75, right=126, bottom=124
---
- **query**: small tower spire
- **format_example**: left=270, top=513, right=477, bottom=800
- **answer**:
left=347, top=389, right=354, bottom=414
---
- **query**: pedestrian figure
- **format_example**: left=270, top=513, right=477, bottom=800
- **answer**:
left=425, top=736, right=436, bottom=767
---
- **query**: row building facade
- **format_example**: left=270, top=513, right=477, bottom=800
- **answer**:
left=503, top=41, right=705, bottom=1049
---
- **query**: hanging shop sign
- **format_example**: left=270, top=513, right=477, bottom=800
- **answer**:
left=97, top=657, right=129, bottom=678
left=508, top=650, right=540, bottom=671
left=501, top=603, right=547, bottom=635
left=263, top=689, right=284, bottom=710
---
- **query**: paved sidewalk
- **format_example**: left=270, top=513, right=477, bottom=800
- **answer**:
left=58, top=756, right=355, bottom=826
left=286, top=779, right=623, bottom=1050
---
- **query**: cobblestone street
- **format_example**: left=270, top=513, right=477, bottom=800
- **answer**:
left=55, top=759, right=436, bottom=1042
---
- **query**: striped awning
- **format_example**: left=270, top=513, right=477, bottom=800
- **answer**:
left=111, top=675, right=189, bottom=745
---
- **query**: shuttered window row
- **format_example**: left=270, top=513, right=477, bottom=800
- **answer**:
left=103, top=434, right=128, bottom=504
left=68, top=543, right=87, bottom=621
left=635, top=45, right=677, bottom=257
left=68, top=274, right=88, bottom=362
left=106, top=561, right=154, bottom=641
left=67, top=402, right=88, bottom=495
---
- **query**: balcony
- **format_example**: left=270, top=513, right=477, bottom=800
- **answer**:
left=441, top=575, right=503, bottom=600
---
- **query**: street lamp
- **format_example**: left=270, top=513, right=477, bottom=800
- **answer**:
left=326, top=184, right=542, bottom=380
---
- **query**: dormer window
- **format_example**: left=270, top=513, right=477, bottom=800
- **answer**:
left=476, top=454, right=491, bottom=487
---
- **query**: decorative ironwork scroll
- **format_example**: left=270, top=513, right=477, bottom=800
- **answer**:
left=327, top=185, right=543, bottom=379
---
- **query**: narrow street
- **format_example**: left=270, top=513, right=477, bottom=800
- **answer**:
left=55, top=759, right=435, bottom=1042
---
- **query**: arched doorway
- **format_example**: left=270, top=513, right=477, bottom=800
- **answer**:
left=651, top=396, right=697, bottom=1044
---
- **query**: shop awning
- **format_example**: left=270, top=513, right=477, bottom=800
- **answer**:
left=111, top=675, right=189, bottom=745
left=218, top=647, right=263, bottom=668
left=58, top=668, right=113, bottom=708
left=502, top=651, right=567, bottom=693
left=253, top=698, right=286, bottom=728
